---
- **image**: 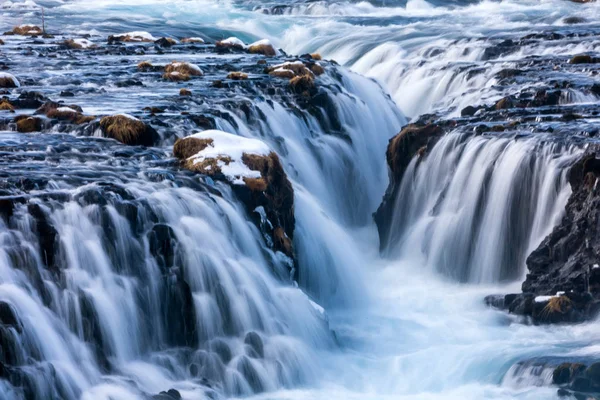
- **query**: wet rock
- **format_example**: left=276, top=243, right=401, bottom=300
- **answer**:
left=180, top=37, right=205, bottom=44
left=289, top=74, right=316, bottom=95
left=153, top=389, right=182, bottom=400
left=154, top=37, right=177, bottom=47
left=0, top=100, right=14, bottom=112
left=108, top=32, right=154, bottom=44
left=179, top=88, right=192, bottom=96
left=495, top=96, right=514, bottom=110
left=98, top=114, right=158, bottom=146
left=64, top=39, right=96, bottom=50
left=461, top=105, right=479, bottom=117
left=15, top=116, right=43, bottom=133
left=375, top=123, right=445, bottom=249
left=11, top=92, right=47, bottom=109
left=173, top=133, right=296, bottom=265
left=248, top=40, right=277, bottom=56
left=0, top=73, right=19, bottom=89
left=569, top=54, right=599, bottom=64
left=7, top=25, right=43, bottom=36
left=564, top=16, right=587, bottom=24
left=227, top=71, right=248, bottom=80
left=215, top=37, right=246, bottom=51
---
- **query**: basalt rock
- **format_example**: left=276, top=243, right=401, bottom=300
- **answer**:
left=487, top=150, right=600, bottom=324
left=173, top=136, right=296, bottom=273
left=375, top=122, right=445, bottom=250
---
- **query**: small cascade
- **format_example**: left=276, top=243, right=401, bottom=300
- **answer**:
left=380, top=132, right=581, bottom=283
left=0, top=140, right=335, bottom=399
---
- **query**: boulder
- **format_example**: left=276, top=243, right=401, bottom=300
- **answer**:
left=569, top=54, right=599, bottom=64
left=8, top=25, right=43, bottom=36
left=108, top=31, right=156, bottom=44
left=248, top=39, right=277, bottom=56
left=99, top=114, right=158, bottom=146
left=15, top=116, right=42, bottom=133
left=227, top=71, right=248, bottom=80
left=0, top=73, right=19, bottom=89
left=173, top=131, right=296, bottom=262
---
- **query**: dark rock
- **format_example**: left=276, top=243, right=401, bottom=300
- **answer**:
left=375, top=123, right=444, bottom=250
left=154, top=389, right=182, bottom=400
left=244, top=331, right=264, bottom=358
left=461, top=105, right=478, bottom=117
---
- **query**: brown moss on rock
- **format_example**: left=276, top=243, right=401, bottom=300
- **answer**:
left=289, top=74, right=315, bottom=95
left=309, top=63, right=325, bottom=76
left=248, top=42, right=277, bottom=56
left=173, top=137, right=214, bottom=160
left=99, top=115, right=157, bottom=146
left=173, top=138, right=296, bottom=261
left=163, top=72, right=190, bottom=82
left=227, top=71, right=248, bottom=80
left=137, top=61, right=154, bottom=71
left=0, top=100, right=14, bottom=112
left=10, top=25, right=43, bottom=36
left=15, top=116, right=42, bottom=133
left=310, top=53, right=322, bottom=60
left=0, top=39, right=4, bottom=46
left=179, top=88, right=192, bottom=96
left=164, top=61, right=203, bottom=76
left=0, top=75, right=18, bottom=89
left=375, top=123, right=445, bottom=250
left=108, top=33, right=154, bottom=43
left=64, top=39, right=96, bottom=50
left=569, top=54, right=598, bottom=64
left=181, top=37, right=205, bottom=44
left=46, top=108, right=95, bottom=125
left=269, top=69, right=296, bottom=79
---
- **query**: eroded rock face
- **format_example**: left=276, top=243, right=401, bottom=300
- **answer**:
left=173, top=133, right=296, bottom=272
left=374, top=122, right=444, bottom=250
left=486, top=151, right=600, bottom=324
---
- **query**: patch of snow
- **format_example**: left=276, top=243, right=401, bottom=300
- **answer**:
left=171, top=62, right=202, bottom=74
left=220, top=37, right=247, bottom=48
left=249, top=39, right=280, bottom=55
left=56, top=107, right=78, bottom=113
left=116, top=31, right=156, bottom=41
left=184, top=37, right=204, bottom=43
left=72, top=38, right=94, bottom=49
left=594, top=264, right=599, bottom=270
left=116, top=113, right=140, bottom=121
left=534, top=291, right=567, bottom=303
left=0, top=72, right=20, bottom=87
left=186, top=130, right=270, bottom=185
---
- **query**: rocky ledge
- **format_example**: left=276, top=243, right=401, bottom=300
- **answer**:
left=173, top=130, right=296, bottom=275
left=486, top=150, right=600, bottom=324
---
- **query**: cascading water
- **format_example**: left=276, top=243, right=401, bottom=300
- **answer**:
left=1, top=0, right=600, bottom=399
left=380, top=132, right=582, bottom=283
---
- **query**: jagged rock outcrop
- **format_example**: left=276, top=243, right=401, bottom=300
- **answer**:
left=374, top=122, right=444, bottom=250
left=173, top=132, right=296, bottom=274
left=487, top=151, right=600, bottom=324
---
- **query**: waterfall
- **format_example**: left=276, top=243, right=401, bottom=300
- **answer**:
left=380, top=131, right=582, bottom=283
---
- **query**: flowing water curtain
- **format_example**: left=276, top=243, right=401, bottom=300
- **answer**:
left=381, top=131, right=581, bottom=283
